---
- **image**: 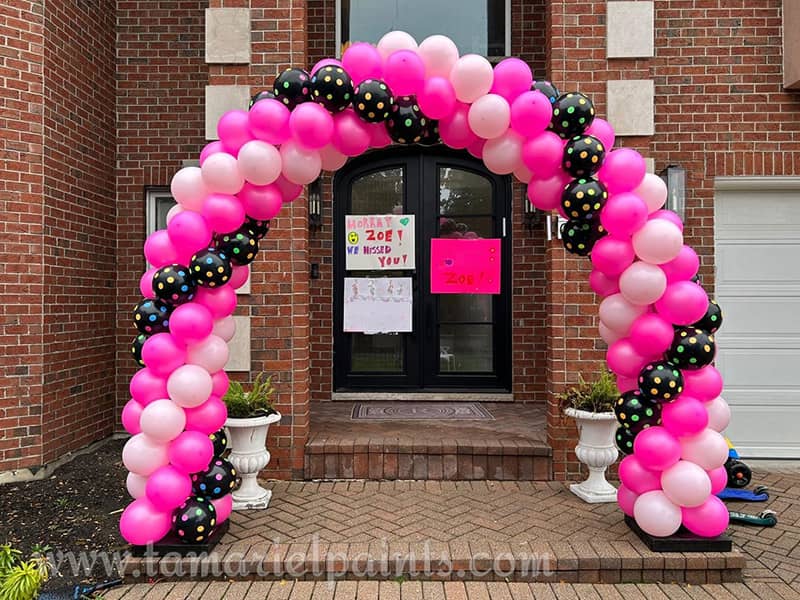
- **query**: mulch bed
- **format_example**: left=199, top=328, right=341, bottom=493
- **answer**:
left=0, top=438, right=129, bottom=592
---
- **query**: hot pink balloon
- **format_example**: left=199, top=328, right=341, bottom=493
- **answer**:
left=139, top=398, right=187, bottom=442
left=237, top=140, right=282, bottom=185
left=167, top=212, right=211, bottom=260
left=607, top=339, right=648, bottom=378
left=248, top=98, right=291, bottom=145
left=467, top=138, right=486, bottom=159
left=632, top=219, right=683, bottom=264
left=129, top=368, right=168, bottom=406
left=169, top=303, right=214, bottom=345
left=510, top=91, right=553, bottom=138
left=170, top=167, right=207, bottom=212
left=146, top=465, right=192, bottom=512
left=628, top=313, right=674, bottom=356
left=202, top=193, right=246, bottom=234
left=168, top=430, right=214, bottom=474
left=617, top=484, right=638, bottom=517
left=212, top=316, right=236, bottom=342
left=707, top=466, right=727, bottom=494
left=186, top=334, right=230, bottom=374
left=616, top=375, right=638, bottom=393
left=599, top=293, right=648, bottom=335
left=383, top=49, right=425, bottom=96
left=526, top=172, right=569, bottom=212
left=122, top=433, right=170, bottom=476
left=289, top=102, right=334, bottom=149
left=682, top=496, right=729, bottom=537
left=126, top=472, right=147, bottom=499
left=660, top=245, right=699, bottom=283
left=490, top=57, right=532, bottom=102
left=332, top=109, right=372, bottom=156
left=418, top=34, right=459, bottom=78
left=650, top=209, right=684, bottom=231
left=211, top=370, right=230, bottom=398
left=619, top=454, right=662, bottom=495
left=239, top=182, right=283, bottom=221
left=229, top=265, right=250, bottom=290
left=590, top=270, right=620, bottom=297
left=167, top=364, right=213, bottom=409
left=320, top=144, right=348, bottom=171
left=201, top=152, right=245, bottom=195
left=119, top=498, right=172, bottom=546
left=661, top=395, right=708, bottom=437
left=655, top=281, right=709, bottom=325
left=217, top=110, right=253, bottom=154
left=311, top=58, right=342, bottom=74
left=368, top=122, right=393, bottom=148
left=184, top=395, right=227, bottom=433
left=199, top=141, right=224, bottom=167
left=139, top=268, right=157, bottom=298
left=680, top=429, right=729, bottom=471
left=450, top=54, right=494, bottom=103
left=591, top=237, right=634, bottom=277
left=619, top=261, right=667, bottom=306
left=634, top=173, right=668, bottom=213
left=142, top=333, right=187, bottom=377
left=280, top=140, right=321, bottom=185
left=438, top=102, right=478, bottom=149
left=121, top=399, right=144, bottom=435
left=662, top=461, right=711, bottom=508
left=341, top=42, right=383, bottom=84
left=144, top=230, right=179, bottom=268
left=416, top=76, right=458, bottom=120
left=599, top=321, right=623, bottom=346
left=376, top=30, right=417, bottom=60
left=600, top=193, right=648, bottom=237
left=468, top=93, right=510, bottom=139
left=597, top=148, right=646, bottom=194
left=683, top=366, right=724, bottom=402
left=194, top=285, right=237, bottom=319
left=633, top=426, right=681, bottom=471
left=482, top=130, right=523, bottom=175
left=706, top=396, right=731, bottom=432
left=521, top=131, right=563, bottom=179
left=585, top=118, right=615, bottom=150
left=165, top=204, right=184, bottom=225
left=212, top=494, right=234, bottom=524
left=634, top=490, right=682, bottom=537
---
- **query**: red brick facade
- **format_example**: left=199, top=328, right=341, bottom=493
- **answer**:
left=1, top=1, right=798, bottom=480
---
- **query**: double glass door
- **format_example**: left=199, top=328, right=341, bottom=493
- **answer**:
left=333, top=149, right=511, bottom=391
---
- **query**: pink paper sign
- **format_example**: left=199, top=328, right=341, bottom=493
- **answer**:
left=430, top=238, right=501, bottom=294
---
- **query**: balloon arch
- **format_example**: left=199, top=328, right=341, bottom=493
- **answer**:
left=120, top=31, right=731, bottom=545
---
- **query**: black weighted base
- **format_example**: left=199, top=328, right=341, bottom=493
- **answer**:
left=130, top=519, right=230, bottom=557
left=625, top=515, right=732, bottom=552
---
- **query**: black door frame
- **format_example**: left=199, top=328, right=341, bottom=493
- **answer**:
left=332, top=146, right=512, bottom=392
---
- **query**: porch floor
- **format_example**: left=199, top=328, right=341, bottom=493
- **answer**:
left=305, top=402, right=551, bottom=480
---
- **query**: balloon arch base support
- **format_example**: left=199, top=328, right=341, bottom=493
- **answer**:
left=120, top=31, right=736, bottom=550
left=625, top=515, right=732, bottom=553
left=129, top=520, right=230, bottom=559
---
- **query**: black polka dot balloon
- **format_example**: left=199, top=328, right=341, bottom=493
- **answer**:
left=560, top=218, right=605, bottom=256
left=215, top=229, right=258, bottom=266
left=190, top=248, right=232, bottom=288
left=244, top=217, right=270, bottom=240
left=667, top=327, right=716, bottom=370
left=133, top=299, right=172, bottom=335
left=273, top=67, right=311, bottom=110
left=311, top=65, right=353, bottom=113
left=209, top=429, right=228, bottom=458
left=386, top=95, right=427, bottom=144
left=191, top=458, right=237, bottom=500
left=692, top=299, right=723, bottom=334
left=638, top=361, right=684, bottom=402
left=532, top=80, right=560, bottom=104
left=561, top=177, right=608, bottom=220
left=563, top=135, right=606, bottom=178
left=249, top=90, right=275, bottom=108
left=614, top=390, right=662, bottom=434
left=615, top=425, right=636, bottom=456
left=172, top=496, right=217, bottom=544
left=419, top=120, right=440, bottom=147
left=550, top=92, right=595, bottom=139
left=131, top=333, right=147, bottom=367
left=153, top=264, right=196, bottom=305
left=353, top=79, right=394, bottom=123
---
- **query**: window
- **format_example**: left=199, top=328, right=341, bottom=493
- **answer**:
left=337, top=0, right=509, bottom=58
left=146, top=189, right=177, bottom=235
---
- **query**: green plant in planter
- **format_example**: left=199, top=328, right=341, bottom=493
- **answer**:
left=557, top=370, right=619, bottom=414
left=222, top=373, right=277, bottom=419
left=0, top=543, right=51, bottom=600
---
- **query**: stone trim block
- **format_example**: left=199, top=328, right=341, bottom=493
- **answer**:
left=606, top=79, right=655, bottom=136
left=607, top=1, right=654, bottom=58
left=226, top=316, right=251, bottom=372
left=205, top=8, right=251, bottom=64
left=205, top=85, right=250, bottom=140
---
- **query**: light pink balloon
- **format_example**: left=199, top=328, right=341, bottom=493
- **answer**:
left=289, top=103, right=335, bottom=150
left=217, top=110, right=253, bottom=154
left=683, top=366, right=724, bottom=402
left=634, top=490, right=682, bottom=537
left=248, top=98, right=291, bottom=145
left=239, top=182, right=283, bottom=221
left=619, top=261, right=667, bottom=306
left=384, top=49, right=425, bottom=96
left=597, top=148, right=646, bottom=194
left=660, top=245, right=699, bottom=283
left=632, top=219, right=684, bottom=264
left=482, top=130, right=523, bottom=175
left=119, top=498, right=172, bottom=546
left=212, top=316, right=236, bottom=342
left=655, top=281, right=709, bottom=325
left=320, top=144, right=348, bottom=171
left=122, top=433, right=170, bottom=476
left=681, top=496, right=729, bottom=537
left=590, top=270, right=620, bottom=297
left=617, top=484, right=639, bottom=517
left=680, top=428, right=729, bottom=470
left=211, top=370, right=230, bottom=398
left=121, top=399, right=144, bottom=435
left=661, top=395, right=708, bottom=437
left=229, top=265, right=250, bottom=290
left=201, top=152, right=245, bottom=195
left=628, top=313, right=674, bottom=356
left=490, top=57, right=532, bottom=102
left=139, top=398, right=186, bottom=443
left=600, top=193, right=648, bottom=237
left=341, top=42, right=383, bottom=84
left=167, top=364, right=213, bottom=408
left=599, top=293, right=649, bottom=335
left=142, top=333, right=187, bottom=377
left=607, top=339, right=648, bottom=378
left=591, top=236, right=635, bottom=277
left=585, top=118, right=615, bottom=150
left=707, top=466, right=728, bottom=494
left=139, top=268, right=157, bottom=298
left=194, top=285, right=237, bottom=319
left=146, top=465, right=192, bottom=512
left=513, top=163, right=532, bottom=184
left=168, top=430, right=214, bottom=474
left=212, top=494, right=234, bottom=523
left=418, top=35, right=459, bottom=78
left=634, top=173, right=668, bottom=213
left=280, top=140, right=321, bottom=185
left=417, top=76, right=457, bottom=120
left=144, top=230, right=179, bottom=268
left=332, top=109, right=372, bottom=156
left=376, top=30, right=417, bottom=60
left=129, top=368, right=168, bottom=407
left=526, top=172, right=570, bottom=212
left=662, top=461, right=712, bottom=508
left=521, top=131, right=563, bottom=179
left=170, top=167, right=208, bottom=212
left=468, top=94, right=510, bottom=139
left=449, top=54, right=494, bottom=103
left=650, top=209, right=684, bottom=231
left=126, top=472, right=147, bottom=499
left=438, top=102, right=478, bottom=149
left=186, top=334, right=230, bottom=374
left=619, top=454, right=663, bottom=495
left=202, top=193, right=246, bottom=234
left=237, top=140, right=282, bottom=185
left=706, top=396, right=731, bottom=432
left=599, top=321, right=623, bottom=346
left=167, top=211, right=212, bottom=257
left=510, top=91, right=552, bottom=138
left=169, top=303, right=214, bottom=345
left=199, top=141, right=224, bottom=167
left=633, top=426, right=681, bottom=471
left=184, top=395, right=227, bottom=434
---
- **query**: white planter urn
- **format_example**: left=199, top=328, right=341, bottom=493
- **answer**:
left=564, top=408, right=619, bottom=503
left=224, top=412, right=281, bottom=510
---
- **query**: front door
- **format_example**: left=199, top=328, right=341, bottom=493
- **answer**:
left=333, top=148, right=512, bottom=392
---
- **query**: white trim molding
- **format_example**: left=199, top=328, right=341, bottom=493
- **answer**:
left=714, top=176, right=800, bottom=192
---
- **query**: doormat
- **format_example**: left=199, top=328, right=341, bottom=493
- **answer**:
left=351, top=402, right=494, bottom=421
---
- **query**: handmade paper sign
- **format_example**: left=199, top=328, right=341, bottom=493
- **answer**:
left=343, top=277, right=413, bottom=333
left=345, top=214, right=415, bottom=270
left=430, top=238, right=501, bottom=294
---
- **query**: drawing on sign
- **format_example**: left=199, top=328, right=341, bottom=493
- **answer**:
left=345, top=214, right=415, bottom=270
left=430, top=238, right=501, bottom=294
left=343, top=277, right=413, bottom=333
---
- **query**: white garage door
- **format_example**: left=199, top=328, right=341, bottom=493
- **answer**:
left=714, top=178, right=800, bottom=458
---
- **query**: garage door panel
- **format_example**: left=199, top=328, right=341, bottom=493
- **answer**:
left=713, top=298, right=800, bottom=336
left=723, top=388, right=798, bottom=408
left=716, top=348, right=800, bottom=391
left=716, top=244, right=800, bottom=288
left=724, top=404, right=800, bottom=458
left=715, top=190, right=800, bottom=238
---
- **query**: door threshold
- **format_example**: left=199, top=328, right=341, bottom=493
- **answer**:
left=331, top=392, right=514, bottom=402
